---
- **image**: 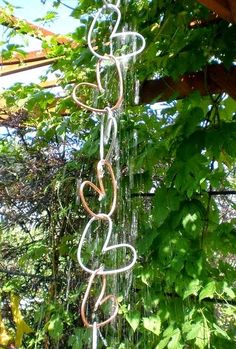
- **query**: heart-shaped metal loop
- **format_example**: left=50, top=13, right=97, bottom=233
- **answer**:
left=72, top=55, right=123, bottom=113
left=77, top=214, right=137, bottom=275
left=88, top=4, right=146, bottom=60
left=81, top=268, right=118, bottom=328
left=79, top=159, right=117, bottom=218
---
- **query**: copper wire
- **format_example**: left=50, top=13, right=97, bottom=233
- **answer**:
left=79, top=159, right=117, bottom=219
left=72, top=55, right=123, bottom=113
left=81, top=269, right=118, bottom=328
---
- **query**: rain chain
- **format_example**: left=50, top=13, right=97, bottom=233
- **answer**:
left=72, top=1, right=145, bottom=347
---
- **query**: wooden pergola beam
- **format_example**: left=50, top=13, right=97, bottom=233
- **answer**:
left=0, top=12, right=77, bottom=77
left=1, top=50, right=49, bottom=65
left=0, top=57, right=59, bottom=76
left=197, top=0, right=236, bottom=23
left=189, top=14, right=221, bottom=28
left=139, top=64, right=236, bottom=104
left=0, top=8, right=73, bottom=44
left=1, top=64, right=235, bottom=126
left=228, top=0, right=236, bottom=23
left=0, top=49, right=61, bottom=77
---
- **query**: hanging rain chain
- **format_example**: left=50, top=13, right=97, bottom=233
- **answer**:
left=72, top=1, right=145, bottom=347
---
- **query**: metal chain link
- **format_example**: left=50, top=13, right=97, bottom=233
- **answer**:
left=72, top=1, right=145, bottom=347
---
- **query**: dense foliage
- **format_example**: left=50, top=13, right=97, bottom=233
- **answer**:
left=0, top=0, right=236, bottom=348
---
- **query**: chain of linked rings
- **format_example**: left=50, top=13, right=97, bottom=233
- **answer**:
left=72, top=1, right=145, bottom=347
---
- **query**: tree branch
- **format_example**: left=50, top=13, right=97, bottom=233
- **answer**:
left=131, top=191, right=236, bottom=198
left=0, top=268, right=53, bottom=280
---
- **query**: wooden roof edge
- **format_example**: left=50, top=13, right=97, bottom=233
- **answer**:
left=228, top=0, right=236, bottom=23
left=197, top=0, right=236, bottom=23
left=140, top=63, right=236, bottom=103
left=1, top=50, right=49, bottom=65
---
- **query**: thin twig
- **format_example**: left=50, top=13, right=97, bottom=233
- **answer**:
left=165, top=292, right=236, bottom=306
left=0, top=268, right=53, bottom=280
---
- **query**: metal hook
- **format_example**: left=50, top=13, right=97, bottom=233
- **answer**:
left=100, top=107, right=118, bottom=161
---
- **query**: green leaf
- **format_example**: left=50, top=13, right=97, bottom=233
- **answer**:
left=213, top=324, right=231, bottom=341
left=68, top=328, right=87, bottom=349
left=118, top=344, right=126, bottom=349
left=125, top=310, right=140, bottom=332
left=182, top=321, right=192, bottom=334
left=156, top=337, right=170, bottom=349
left=199, top=281, right=216, bottom=301
left=47, top=314, right=63, bottom=339
left=153, top=187, right=182, bottom=227
left=183, top=279, right=201, bottom=299
left=137, top=226, right=158, bottom=255
left=195, top=324, right=210, bottom=349
left=167, top=328, right=182, bottom=349
left=186, top=321, right=203, bottom=340
left=157, top=327, right=183, bottom=349
left=163, top=324, right=177, bottom=338
left=183, top=107, right=204, bottom=137
left=222, top=282, right=235, bottom=299
left=186, top=253, right=203, bottom=278
left=143, top=315, right=161, bottom=336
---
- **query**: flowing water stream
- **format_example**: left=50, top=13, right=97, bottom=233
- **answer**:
left=73, top=2, right=146, bottom=347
